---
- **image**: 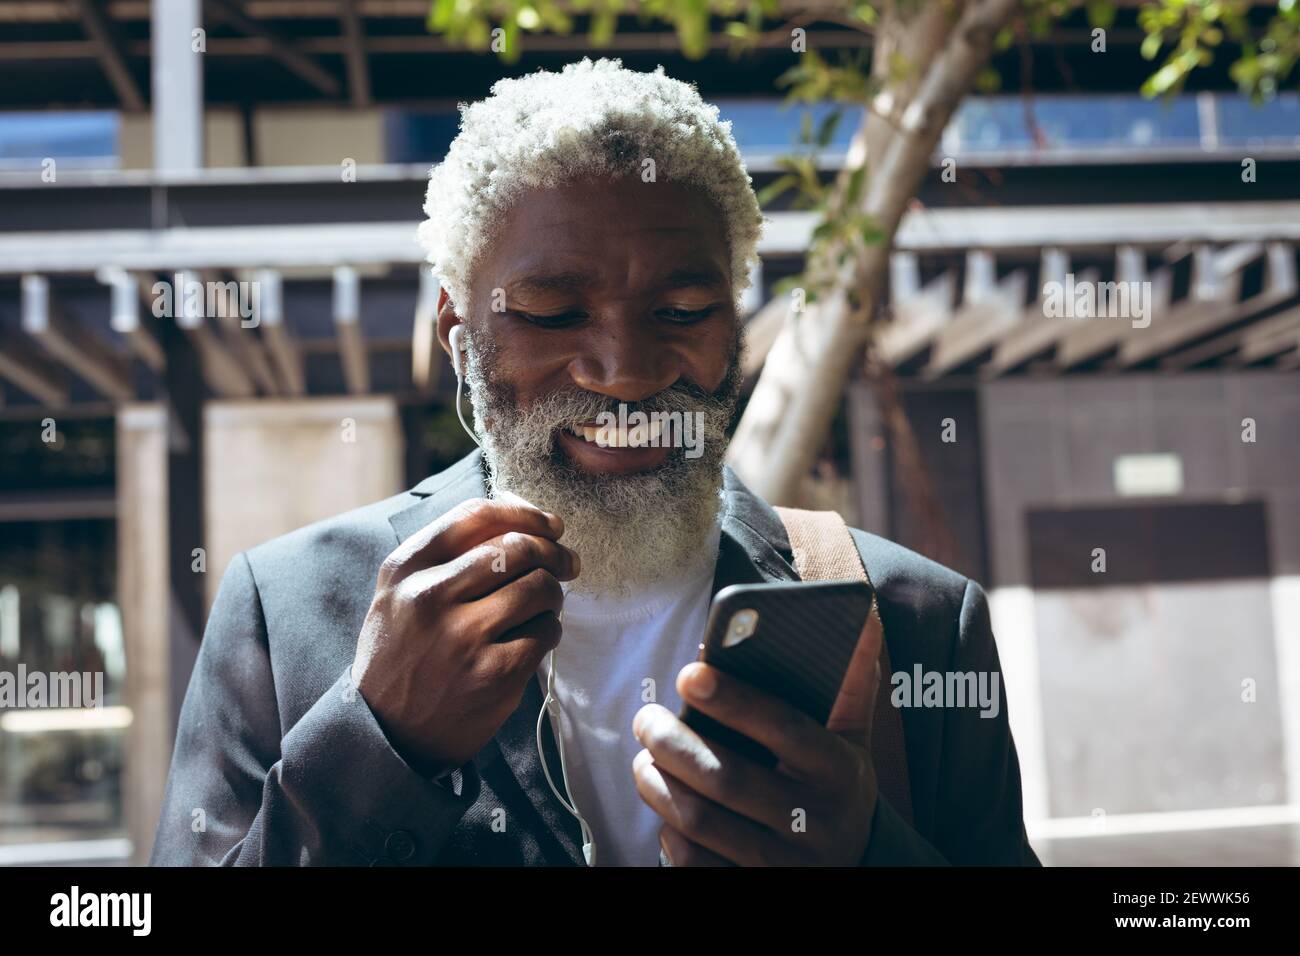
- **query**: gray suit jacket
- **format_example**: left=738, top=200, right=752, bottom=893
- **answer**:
left=150, top=451, right=1040, bottom=866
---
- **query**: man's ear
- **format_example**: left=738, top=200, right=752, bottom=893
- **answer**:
left=436, top=286, right=462, bottom=360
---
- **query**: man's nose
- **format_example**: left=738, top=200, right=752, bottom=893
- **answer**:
left=566, top=329, right=681, bottom=403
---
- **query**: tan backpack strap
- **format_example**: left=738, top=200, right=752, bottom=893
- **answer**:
left=773, top=506, right=914, bottom=827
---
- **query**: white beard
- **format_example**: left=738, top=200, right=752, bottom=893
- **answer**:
left=463, top=329, right=741, bottom=598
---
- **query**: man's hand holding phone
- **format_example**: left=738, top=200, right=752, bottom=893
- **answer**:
left=631, top=603, right=884, bottom=866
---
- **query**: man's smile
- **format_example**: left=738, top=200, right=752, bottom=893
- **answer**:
left=566, top=418, right=665, bottom=447
left=556, top=423, right=673, bottom=475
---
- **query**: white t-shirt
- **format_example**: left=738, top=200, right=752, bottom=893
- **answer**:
left=536, top=519, right=722, bottom=867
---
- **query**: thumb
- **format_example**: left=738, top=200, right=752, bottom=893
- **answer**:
left=825, top=601, right=883, bottom=748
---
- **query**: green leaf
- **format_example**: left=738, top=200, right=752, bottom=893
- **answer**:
left=843, top=163, right=867, bottom=206
left=975, top=66, right=1002, bottom=93
left=1142, top=61, right=1184, bottom=97
left=856, top=215, right=886, bottom=246
left=815, top=108, right=844, bottom=148
left=500, top=18, right=522, bottom=63
left=591, top=8, right=617, bottom=45
left=428, top=0, right=456, bottom=31
left=1085, top=0, right=1116, bottom=31
left=673, top=0, right=712, bottom=60
left=465, top=16, right=491, bottom=50
left=756, top=173, right=799, bottom=206
left=810, top=217, right=838, bottom=243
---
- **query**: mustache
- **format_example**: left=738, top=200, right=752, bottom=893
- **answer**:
left=464, top=323, right=746, bottom=460
left=523, top=378, right=735, bottom=431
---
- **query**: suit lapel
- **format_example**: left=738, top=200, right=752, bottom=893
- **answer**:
left=711, top=466, right=803, bottom=594
left=388, top=450, right=488, bottom=544
left=387, top=454, right=802, bottom=866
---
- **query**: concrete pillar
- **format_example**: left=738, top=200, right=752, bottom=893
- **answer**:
left=152, top=0, right=204, bottom=173
left=202, top=397, right=404, bottom=605
left=116, top=404, right=172, bottom=865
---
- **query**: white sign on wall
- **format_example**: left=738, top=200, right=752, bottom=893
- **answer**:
left=1113, top=453, right=1184, bottom=497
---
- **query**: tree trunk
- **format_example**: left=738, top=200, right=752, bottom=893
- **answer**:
left=727, top=0, right=1022, bottom=505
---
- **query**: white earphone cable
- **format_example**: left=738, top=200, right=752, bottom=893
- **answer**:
left=449, top=325, right=482, bottom=449
left=536, top=646, right=597, bottom=865
left=451, top=327, right=595, bottom=865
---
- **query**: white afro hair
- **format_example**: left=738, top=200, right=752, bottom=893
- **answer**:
left=417, top=56, right=765, bottom=317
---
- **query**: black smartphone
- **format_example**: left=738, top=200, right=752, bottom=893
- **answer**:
left=679, top=580, right=875, bottom=768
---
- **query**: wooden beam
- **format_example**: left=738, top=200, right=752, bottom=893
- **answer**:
left=201, top=270, right=281, bottom=395
left=121, top=275, right=166, bottom=372
left=986, top=255, right=1103, bottom=376
left=204, top=0, right=341, bottom=97
left=1118, top=244, right=1261, bottom=367
left=333, top=265, right=369, bottom=394
left=0, top=27, right=900, bottom=60
left=93, top=267, right=165, bottom=373
left=924, top=251, right=1027, bottom=377
left=72, top=0, right=144, bottom=111
left=255, top=269, right=306, bottom=396
left=21, top=274, right=133, bottom=401
left=877, top=266, right=956, bottom=368
left=16, top=205, right=1300, bottom=277
left=1234, top=306, right=1300, bottom=365
left=171, top=270, right=257, bottom=398
left=338, top=0, right=370, bottom=107
left=1057, top=247, right=1173, bottom=369
left=1160, top=243, right=1299, bottom=369
left=1273, top=342, right=1300, bottom=370
left=0, top=325, right=69, bottom=406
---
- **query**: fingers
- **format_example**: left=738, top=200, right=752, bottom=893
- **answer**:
left=631, top=703, right=801, bottom=833
left=443, top=531, right=580, bottom=601
left=464, top=566, right=566, bottom=639
left=384, top=497, right=565, bottom=579
left=476, top=611, right=563, bottom=688
left=658, top=823, right=735, bottom=867
left=632, top=749, right=803, bottom=867
left=826, top=609, right=882, bottom=740
left=675, top=663, right=844, bottom=780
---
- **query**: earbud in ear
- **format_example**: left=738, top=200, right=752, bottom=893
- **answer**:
left=447, top=323, right=481, bottom=449
left=448, top=324, right=467, bottom=379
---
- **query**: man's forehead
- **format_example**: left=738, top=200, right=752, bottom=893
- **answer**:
left=504, top=263, right=729, bottom=296
left=471, top=176, right=732, bottom=298
left=487, top=177, right=725, bottom=242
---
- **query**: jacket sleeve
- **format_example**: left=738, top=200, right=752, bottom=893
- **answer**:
left=148, top=551, right=475, bottom=866
left=862, top=577, right=1041, bottom=866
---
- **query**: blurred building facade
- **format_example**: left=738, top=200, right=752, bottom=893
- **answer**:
left=0, top=1, right=1297, bottom=865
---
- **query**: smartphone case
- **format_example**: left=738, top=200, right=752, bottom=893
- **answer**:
left=679, top=580, right=874, bottom=768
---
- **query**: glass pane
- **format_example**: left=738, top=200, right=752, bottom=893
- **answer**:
left=1217, top=92, right=1300, bottom=145
left=715, top=100, right=864, bottom=154
left=0, top=111, right=119, bottom=170
left=949, top=94, right=1201, bottom=153
left=0, top=519, right=125, bottom=848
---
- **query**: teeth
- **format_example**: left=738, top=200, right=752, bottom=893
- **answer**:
left=568, top=420, right=664, bottom=448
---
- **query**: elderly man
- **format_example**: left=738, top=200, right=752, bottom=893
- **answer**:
left=151, top=58, right=1039, bottom=868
